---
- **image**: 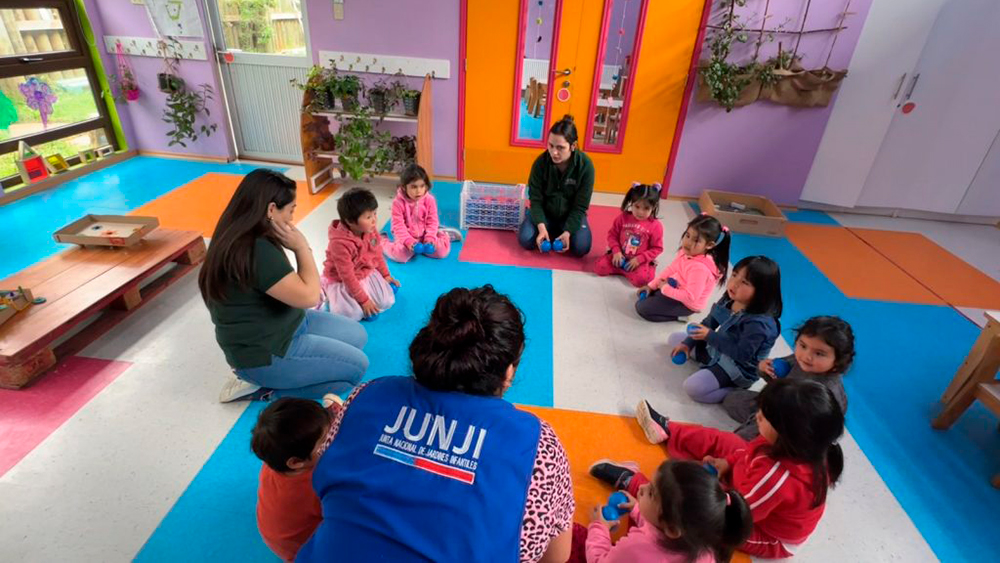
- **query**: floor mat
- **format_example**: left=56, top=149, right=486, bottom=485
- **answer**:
left=130, top=173, right=329, bottom=236
left=459, top=205, right=620, bottom=272
left=0, top=157, right=283, bottom=279
left=728, top=233, right=1000, bottom=562
left=849, top=228, right=1000, bottom=310
left=0, top=356, right=131, bottom=477
left=784, top=223, right=944, bottom=305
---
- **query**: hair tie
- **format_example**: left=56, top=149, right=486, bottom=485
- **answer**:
left=700, top=211, right=708, bottom=216
left=725, top=492, right=732, bottom=506
left=631, top=181, right=641, bottom=188
left=722, top=226, right=729, bottom=232
left=715, top=228, right=727, bottom=245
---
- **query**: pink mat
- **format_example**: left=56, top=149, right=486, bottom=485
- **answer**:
left=459, top=205, right=621, bottom=272
left=0, top=356, right=131, bottom=477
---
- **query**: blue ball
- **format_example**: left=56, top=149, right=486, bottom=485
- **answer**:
left=672, top=351, right=687, bottom=365
left=602, top=491, right=629, bottom=520
left=391, top=283, right=399, bottom=295
left=552, top=239, right=565, bottom=252
left=638, top=290, right=648, bottom=301
left=423, top=243, right=435, bottom=255
left=412, top=242, right=425, bottom=254
left=772, top=358, right=792, bottom=378
left=540, top=240, right=552, bottom=252
left=687, top=323, right=701, bottom=335
left=667, top=277, right=678, bottom=288
left=703, top=462, right=719, bottom=476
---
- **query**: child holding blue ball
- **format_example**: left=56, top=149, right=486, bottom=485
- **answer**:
left=723, top=316, right=855, bottom=440
left=382, top=164, right=461, bottom=263
left=592, top=183, right=664, bottom=287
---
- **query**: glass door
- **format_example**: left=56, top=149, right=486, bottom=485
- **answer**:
left=204, top=0, right=312, bottom=162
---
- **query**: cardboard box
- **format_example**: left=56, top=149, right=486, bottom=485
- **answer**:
left=699, top=190, right=787, bottom=237
left=54, top=215, right=159, bottom=247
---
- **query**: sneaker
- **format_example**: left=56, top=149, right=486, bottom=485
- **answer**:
left=219, top=375, right=261, bottom=403
left=322, top=393, right=345, bottom=409
left=441, top=227, right=463, bottom=242
left=636, top=400, right=670, bottom=444
left=589, top=459, right=640, bottom=490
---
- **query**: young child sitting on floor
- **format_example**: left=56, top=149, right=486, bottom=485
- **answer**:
left=635, top=214, right=730, bottom=322
left=382, top=163, right=461, bottom=263
left=594, top=378, right=845, bottom=559
left=593, top=183, right=665, bottom=287
left=724, top=316, right=855, bottom=440
left=321, top=187, right=400, bottom=320
left=671, top=255, right=782, bottom=404
left=252, top=396, right=341, bottom=562
left=571, top=460, right=752, bottom=562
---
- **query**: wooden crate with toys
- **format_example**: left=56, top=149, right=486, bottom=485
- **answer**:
left=54, top=215, right=160, bottom=248
left=699, top=190, right=788, bottom=237
left=0, top=287, right=40, bottom=329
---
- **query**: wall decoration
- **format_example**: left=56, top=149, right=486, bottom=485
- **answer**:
left=0, top=91, right=16, bottom=131
left=18, top=78, right=58, bottom=129
left=103, top=36, right=207, bottom=60
left=145, top=0, right=204, bottom=38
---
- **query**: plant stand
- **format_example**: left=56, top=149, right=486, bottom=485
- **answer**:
left=301, top=74, right=435, bottom=194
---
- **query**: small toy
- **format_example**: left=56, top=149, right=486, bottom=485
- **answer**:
left=638, top=290, right=648, bottom=301
left=601, top=491, right=630, bottom=521
left=672, top=351, right=687, bottom=365
left=413, top=242, right=435, bottom=255
left=364, top=313, right=379, bottom=321
left=391, top=283, right=399, bottom=295
left=667, top=277, right=678, bottom=288
left=703, top=463, right=718, bottom=476
left=687, top=323, right=702, bottom=335
left=552, top=239, right=564, bottom=252
left=32, top=297, right=46, bottom=304
left=772, top=358, right=792, bottom=378
left=540, top=240, right=552, bottom=252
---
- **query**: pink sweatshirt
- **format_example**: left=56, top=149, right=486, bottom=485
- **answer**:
left=605, top=212, right=664, bottom=265
left=390, top=189, right=441, bottom=248
left=323, top=220, right=391, bottom=305
left=585, top=506, right=715, bottom=563
left=649, top=250, right=721, bottom=312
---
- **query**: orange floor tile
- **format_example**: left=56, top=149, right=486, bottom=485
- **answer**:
left=130, top=173, right=332, bottom=237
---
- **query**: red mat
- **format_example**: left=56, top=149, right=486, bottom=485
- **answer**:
left=459, top=205, right=622, bottom=272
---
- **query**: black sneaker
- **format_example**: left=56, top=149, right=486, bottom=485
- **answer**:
left=589, top=459, right=640, bottom=490
left=636, top=400, right=670, bottom=444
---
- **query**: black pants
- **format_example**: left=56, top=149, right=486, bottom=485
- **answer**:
left=635, top=291, right=695, bottom=322
left=517, top=216, right=592, bottom=257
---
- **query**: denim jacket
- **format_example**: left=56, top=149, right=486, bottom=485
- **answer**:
left=684, top=296, right=779, bottom=388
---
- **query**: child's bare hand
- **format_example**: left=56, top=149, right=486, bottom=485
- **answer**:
left=360, top=299, right=380, bottom=318
left=759, top=359, right=776, bottom=379
left=618, top=490, right=637, bottom=512
left=612, top=252, right=625, bottom=268
left=590, top=506, right=618, bottom=530
left=688, top=324, right=711, bottom=340
left=625, top=258, right=640, bottom=271
left=637, top=285, right=654, bottom=298
left=702, top=456, right=730, bottom=476
left=671, top=343, right=690, bottom=358
left=387, top=276, right=401, bottom=288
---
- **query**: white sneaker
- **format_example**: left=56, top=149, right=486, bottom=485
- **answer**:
left=441, top=227, right=463, bottom=242
left=219, top=375, right=261, bottom=403
left=322, top=393, right=345, bottom=408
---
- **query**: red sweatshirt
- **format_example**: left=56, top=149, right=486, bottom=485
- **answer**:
left=726, top=437, right=827, bottom=549
left=605, top=212, right=664, bottom=264
left=322, top=220, right=391, bottom=305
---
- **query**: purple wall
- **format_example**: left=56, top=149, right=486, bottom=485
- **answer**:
left=603, top=0, right=641, bottom=68
left=523, top=0, right=557, bottom=62
left=82, top=0, right=234, bottom=160
left=668, top=0, right=872, bottom=204
left=306, top=0, right=459, bottom=177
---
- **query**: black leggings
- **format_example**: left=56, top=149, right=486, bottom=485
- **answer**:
left=635, top=291, right=695, bottom=322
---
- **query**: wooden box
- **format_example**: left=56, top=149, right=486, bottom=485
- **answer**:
left=699, top=190, right=787, bottom=237
left=0, top=287, right=34, bottom=328
left=54, top=215, right=160, bottom=247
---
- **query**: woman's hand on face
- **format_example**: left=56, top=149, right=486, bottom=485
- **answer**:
left=688, top=324, right=711, bottom=341
left=272, top=219, right=310, bottom=252
left=555, top=232, right=571, bottom=253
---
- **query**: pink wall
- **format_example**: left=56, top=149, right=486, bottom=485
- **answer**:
left=667, top=0, right=872, bottom=204
left=81, top=0, right=234, bottom=160
left=306, top=0, right=460, bottom=177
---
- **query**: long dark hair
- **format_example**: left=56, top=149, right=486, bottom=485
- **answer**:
left=654, top=460, right=753, bottom=562
left=684, top=214, right=730, bottom=285
left=732, top=255, right=782, bottom=321
left=795, top=316, right=856, bottom=375
left=621, top=182, right=661, bottom=218
left=409, top=285, right=525, bottom=396
left=198, top=169, right=296, bottom=303
left=758, top=378, right=845, bottom=507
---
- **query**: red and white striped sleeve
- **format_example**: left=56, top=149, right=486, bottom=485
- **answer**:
left=732, top=454, right=792, bottom=522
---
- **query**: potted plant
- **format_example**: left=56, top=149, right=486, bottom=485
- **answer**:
left=331, top=74, right=363, bottom=112
left=163, top=82, right=219, bottom=147
left=157, top=37, right=184, bottom=94
left=388, top=135, right=416, bottom=170
left=401, top=87, right=421, bottom=116
left=110, top=69, right=141, bottom=103
left=291, top=65, right=332, bottom=111
left=333, top=106, right=392, bottom=180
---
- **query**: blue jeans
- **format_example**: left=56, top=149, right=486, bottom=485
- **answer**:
left=235, top=309, right=369, bottom=400
left=517, top=216, right=592, bottom=257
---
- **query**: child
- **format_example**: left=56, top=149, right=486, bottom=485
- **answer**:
left=321, top=187, right=400, bottom=320
left=635, top=214, right=730, bottom=322
left=382, top=164, right=461, bottom=263
left=594, top=378, right=845, bottom=559
left=593, top=183, right=665, bottom=287
left=671, top=255, right=782, bottom=403
left=252, top=396, right=340, bottom=562
left=570, top=460, right=753, bottom=562
left=724, top=316, right=855, bottom=440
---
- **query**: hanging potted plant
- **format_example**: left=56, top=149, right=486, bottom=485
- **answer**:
left=366, top=78, right=391, bottom=115
left=163, top=82, right=219, bottom=147
left=331, top=74, right=362, bottom=112
left=157, top=37, right=184, bottom=94
left=111, top=41, right=140, bottom=102
left=401, top=88, right=421, bottom=116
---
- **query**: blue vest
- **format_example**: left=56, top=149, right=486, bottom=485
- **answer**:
left=298, top=376, right=541, bottom=562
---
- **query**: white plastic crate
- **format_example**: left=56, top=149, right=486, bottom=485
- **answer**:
left=460, top=181, right=526, bottom=231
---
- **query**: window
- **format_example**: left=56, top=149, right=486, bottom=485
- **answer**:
left=215, top=0, right=307, bottom=55
left=0, top=0, right=117, bottom=189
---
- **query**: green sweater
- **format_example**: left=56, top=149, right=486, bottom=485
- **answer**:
left=527, top=150, right=595, bottom=234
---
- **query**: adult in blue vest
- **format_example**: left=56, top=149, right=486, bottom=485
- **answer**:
left=518, top=114, right=596, bottom=257
left=299, top=286, right=574, bottom=562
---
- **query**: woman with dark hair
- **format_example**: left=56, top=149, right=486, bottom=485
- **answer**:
left=518, top=114, right=596, bottom=257
left=199, top=169, right=368, bottom=402
left=300, top=286, right=574, bottom=563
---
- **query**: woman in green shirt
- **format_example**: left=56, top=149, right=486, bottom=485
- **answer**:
left=518, top=115, right=595, bottom=257
left=199, top=169, right=369, bottom=402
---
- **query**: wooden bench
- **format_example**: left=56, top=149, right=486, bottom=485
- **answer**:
left=0, top=229, right=206, bottom=389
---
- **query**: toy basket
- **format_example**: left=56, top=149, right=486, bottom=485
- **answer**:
left=460, top=181, right=526, bottom=231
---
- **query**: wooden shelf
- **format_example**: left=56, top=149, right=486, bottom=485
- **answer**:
left=312, top=110, right=418, bottom=123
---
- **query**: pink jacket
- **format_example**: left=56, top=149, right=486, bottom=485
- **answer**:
left=585, top=505, right=714, bottom=563
left=390, top=190, right=440, bottom=247
left=323, top=220, right=390, bottom=305
left=605, top=212, right=664, bottom=265
left=649, top=250, right=721, bottom=312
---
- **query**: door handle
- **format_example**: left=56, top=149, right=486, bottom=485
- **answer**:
left=903, top=73, right=920, bottom=101
left=20, top=56, right=43, bottom=63
left=891, top=73, right=907, bottom=100
left=553, top=68, right=571, bottom=76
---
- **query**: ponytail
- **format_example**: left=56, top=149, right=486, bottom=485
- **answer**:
left=828, top=443, right=844, bottom=485
left=717, top=490, right=753, bottom=562
left=709, top=228, right=731, bottom=285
